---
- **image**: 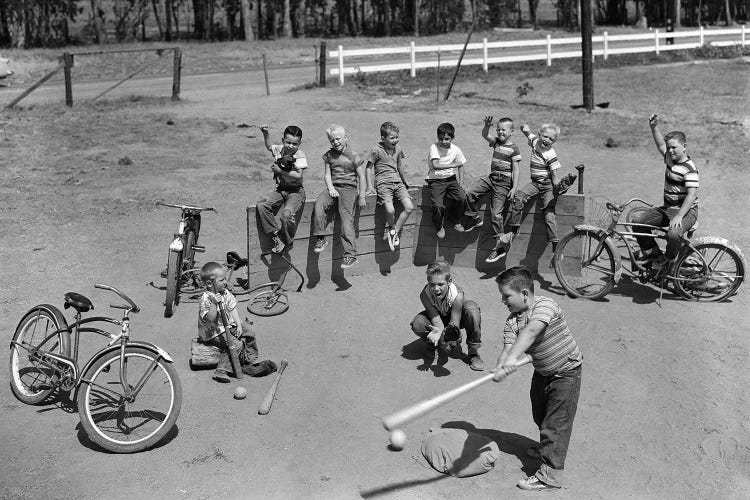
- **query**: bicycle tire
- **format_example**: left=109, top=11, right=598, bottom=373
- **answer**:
left=247, top=285, right=290, bottom=316
left=184, top=229, right=197, bottom=269
left=9, top=305, right=70, bottom=405
left=164, top=249, right=181, bottom=318
left=77, top=346, right=182, bottom=453
left=553, top=228, right=618, bottom=300
left=673, top=239, right=746, bottom=302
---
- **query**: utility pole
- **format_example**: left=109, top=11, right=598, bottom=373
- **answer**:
left=580, top=0, right=594, bottom=111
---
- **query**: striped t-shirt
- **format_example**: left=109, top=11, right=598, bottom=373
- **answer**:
left=527, top=134, right=561, bottom=182
left=489, top=139, right=522, bottom=178
left=503, top=296, right=582, bottom=376
left=663, top=152, right=699, bottom=209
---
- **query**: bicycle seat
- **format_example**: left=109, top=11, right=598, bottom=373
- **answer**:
left=64, top=292, right=94, bottom=313
left=226, top=251, right=248, bottom=270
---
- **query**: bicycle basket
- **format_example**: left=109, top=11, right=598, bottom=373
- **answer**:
left=584, top=196, right=615, bottom=228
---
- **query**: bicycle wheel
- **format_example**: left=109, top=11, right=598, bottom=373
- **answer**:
left=77, top=346, right=182, bottom=453
left=9, top=305, right=70, bottom=405
left=164, top=249, right=181, bottom=318
left=553, top=229, right=618, bottom=300
left=247, top=285, right=290, bottom=316
left=673, top=240, right=745, bottom=302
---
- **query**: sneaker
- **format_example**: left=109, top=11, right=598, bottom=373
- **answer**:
left=212, top=370, right=231, bottom=383
left=393, top=231, right=401, bottom=248
left=341, top=256, right=358, bottom=269
left=469, top=355, right=485, bottom=371
left=437, top=227, right=446, bottom=239
left=464, top=218, right=483, bottom=232
left=314, top=237, right=328, bottom=253
left=453, top=223, right=467, bottom=232
left=387, top=229, right=396, bottom=251
left=498, top=232, right=514, bottom=245
left=526, top=447, right=541, bottom=459
left=271, top=234, right=285, bottom=254
left=517, top=476, right=559, bottom=491
left=486, top=247, right=507, bottom=263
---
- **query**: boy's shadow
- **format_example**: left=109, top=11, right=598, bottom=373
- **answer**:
left=441, top=420, right=539, bottom=477
left=402, top=339, right=468, bottom=377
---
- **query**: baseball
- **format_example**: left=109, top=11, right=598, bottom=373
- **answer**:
left=389, top=429, right=406, bottom=451
left=233, top=386, right=247, bottom=400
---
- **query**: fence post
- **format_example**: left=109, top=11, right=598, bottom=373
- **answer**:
left=319, top=41, right=327, bottom=87
left=603, top=31, right=609, bottom=61
left=338, top=45, right=344, bottom=86
left=546, top=34, right=552, bottom=66
left=262, top=53, right=270, bottom=95
left=654, top=29, right=660, bottom=55
left=62, top=52, right=74, bottom=107
left=410, top=41, right=416, bottom=78
left=482, top=37, right=488, bottom=73
left=171, top=47, right=182, bottom=101
left=575, top=164, right=585, bottom=194
left=699, top=26, right=704, bottom=46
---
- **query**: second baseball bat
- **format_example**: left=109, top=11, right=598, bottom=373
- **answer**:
left=258, top=358, right=288, bottom=415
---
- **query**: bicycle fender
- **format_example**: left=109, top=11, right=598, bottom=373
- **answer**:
left=572, top=224, right=623, bottom=283
left=76, top=341, right=175, bottom=389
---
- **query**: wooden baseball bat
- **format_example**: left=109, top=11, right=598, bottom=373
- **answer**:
left=212, top=278, right=243, bottom=380
left=382, top=354, right=533, bottom=431
left=258, top=358, right=288, bottom=415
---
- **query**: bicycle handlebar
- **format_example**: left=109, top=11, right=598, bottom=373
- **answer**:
left=605, top=197, right=654, bottom=212
left=156, top=201, right=216, bottom=212
left=94, top=283, right=140, bottom=313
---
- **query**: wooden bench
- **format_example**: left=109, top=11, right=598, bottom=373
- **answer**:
left=245, top=187, right=584, bottom=286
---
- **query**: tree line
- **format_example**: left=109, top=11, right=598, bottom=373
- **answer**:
left=1, top=0, right=747, bottom=48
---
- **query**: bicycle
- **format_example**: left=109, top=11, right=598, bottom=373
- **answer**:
left=225, top=250, right=305, bottom=316
left=157, top=201, right=215, bottom=317
left=552, top=197, right=745, bottom=302
left=9, top=284, right=182, bottom=453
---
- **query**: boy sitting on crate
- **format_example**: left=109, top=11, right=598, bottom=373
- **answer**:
left=198, top=261, right=277, bottom=383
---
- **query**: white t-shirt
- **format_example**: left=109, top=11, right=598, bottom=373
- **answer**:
left=427, top=143, right=466, bottom=180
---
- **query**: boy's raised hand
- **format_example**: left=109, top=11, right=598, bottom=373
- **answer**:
left=648, top=114, right=658, bottom=128
left=483, top=116, right=493, bottom=128
left=520, top=124, right=531, bottom=135
left=260, top=124, right=269, bottom=135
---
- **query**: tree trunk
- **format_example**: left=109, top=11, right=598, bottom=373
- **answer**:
left=91, top=0, right=104, bottom=43
left=297, top=0, right=306, bottom=37
left=723, top=0, right=733, bottom=24
left=165, top=0, right=172, bottom=40
left=282, top=0, right=292, bottom=37
left=673, top=0, right=681, bottom=27
left=241, top=0, right=255, bottom=40
left=414, top=0, right=419, bottom=36
left=152, top=0, right=164, bottom=38
left=384, top=0, right=391, bottom=35
left=529, top=0, right=539, bottom=29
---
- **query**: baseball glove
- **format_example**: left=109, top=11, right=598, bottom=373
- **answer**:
left=553, top=172, right=577, bottom=196
left=275, top=153, right=297, bottom=172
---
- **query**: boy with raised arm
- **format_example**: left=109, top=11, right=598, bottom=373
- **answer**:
left=494, top=266, right=582, bottom=490
left=629, top=114, right=699, bottom=273
left=257, top=125, right=308, bottom=254
left=312, top=124, right=367, bottom=269
left=426, top=122, right=467, bottom=239
left=365, top=121, right=414, bottom=251
left=455, top=116, right=521, bottom=263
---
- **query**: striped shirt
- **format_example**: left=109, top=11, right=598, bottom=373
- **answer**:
left=663, top=152, right=699, bottom=209
left=527, top=134, right=561, bottom=182
left=323, top=145, right=364, bottom=188
left=503, top=296, right=582, bottom=376
left=489, top=139, right=522, bottom=178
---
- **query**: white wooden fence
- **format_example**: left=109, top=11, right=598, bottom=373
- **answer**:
left=328, top=26, right=747, bottom=85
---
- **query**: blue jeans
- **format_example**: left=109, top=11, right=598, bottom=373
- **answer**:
left=409, top=300, right=482, bottom=354
left=313, top=185, right=358, bottom=258
left=630, top=206, right=698, bottom=261
left=257, top=187, right=306, bottom=243
left=509, top=179, right=558, bottom=242
left=465, top=175, right=512, bottom=239
left=530, top=365, right=582, bottom=488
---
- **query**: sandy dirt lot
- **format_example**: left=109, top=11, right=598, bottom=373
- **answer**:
left=1, top=58, right=749, bottom=500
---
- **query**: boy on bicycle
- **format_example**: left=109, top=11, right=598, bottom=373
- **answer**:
left=198, top=262, right=277, bottom=383
left=257, top=124, right=308, bottom=254
left=630, top=114, right=699, bottom=273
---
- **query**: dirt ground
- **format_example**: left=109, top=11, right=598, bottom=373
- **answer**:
left=1, top=58, right=749, bottom=500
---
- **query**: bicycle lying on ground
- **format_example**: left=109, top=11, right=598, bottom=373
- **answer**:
left=157, top=201, right=214, bottom=317
left=552, top=197, right=745, bottom=302
left=9, top=284, right=182, bottom=453
left=225, top=250, right=305, bottom=316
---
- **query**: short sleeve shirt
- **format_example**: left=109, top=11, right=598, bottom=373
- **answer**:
left=197, top=290, right=238, bottom=342
left=662, top=152, right=699, bottom=210
left=424, top=282, right=461, bottom=317
left=368, top=142, right=406, bottom=185
left=323, top=145, right=364, bottom=188
left=427, top=143, right=466, bottom=180
left=503, top=296, right=582, bottom=376
left=489, top=140, right=522, bottom=178
left=527, top=134, right=561, bottom=182
left=271, top=144, right=308, bottom=189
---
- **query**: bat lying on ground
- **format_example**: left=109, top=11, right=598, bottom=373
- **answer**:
left=382, top=354, right=533, bottom=431
left=258, top=359, right=289, bottom=415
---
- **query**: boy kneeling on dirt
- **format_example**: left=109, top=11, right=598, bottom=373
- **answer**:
left=198, top=261, right=277, bottom=383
